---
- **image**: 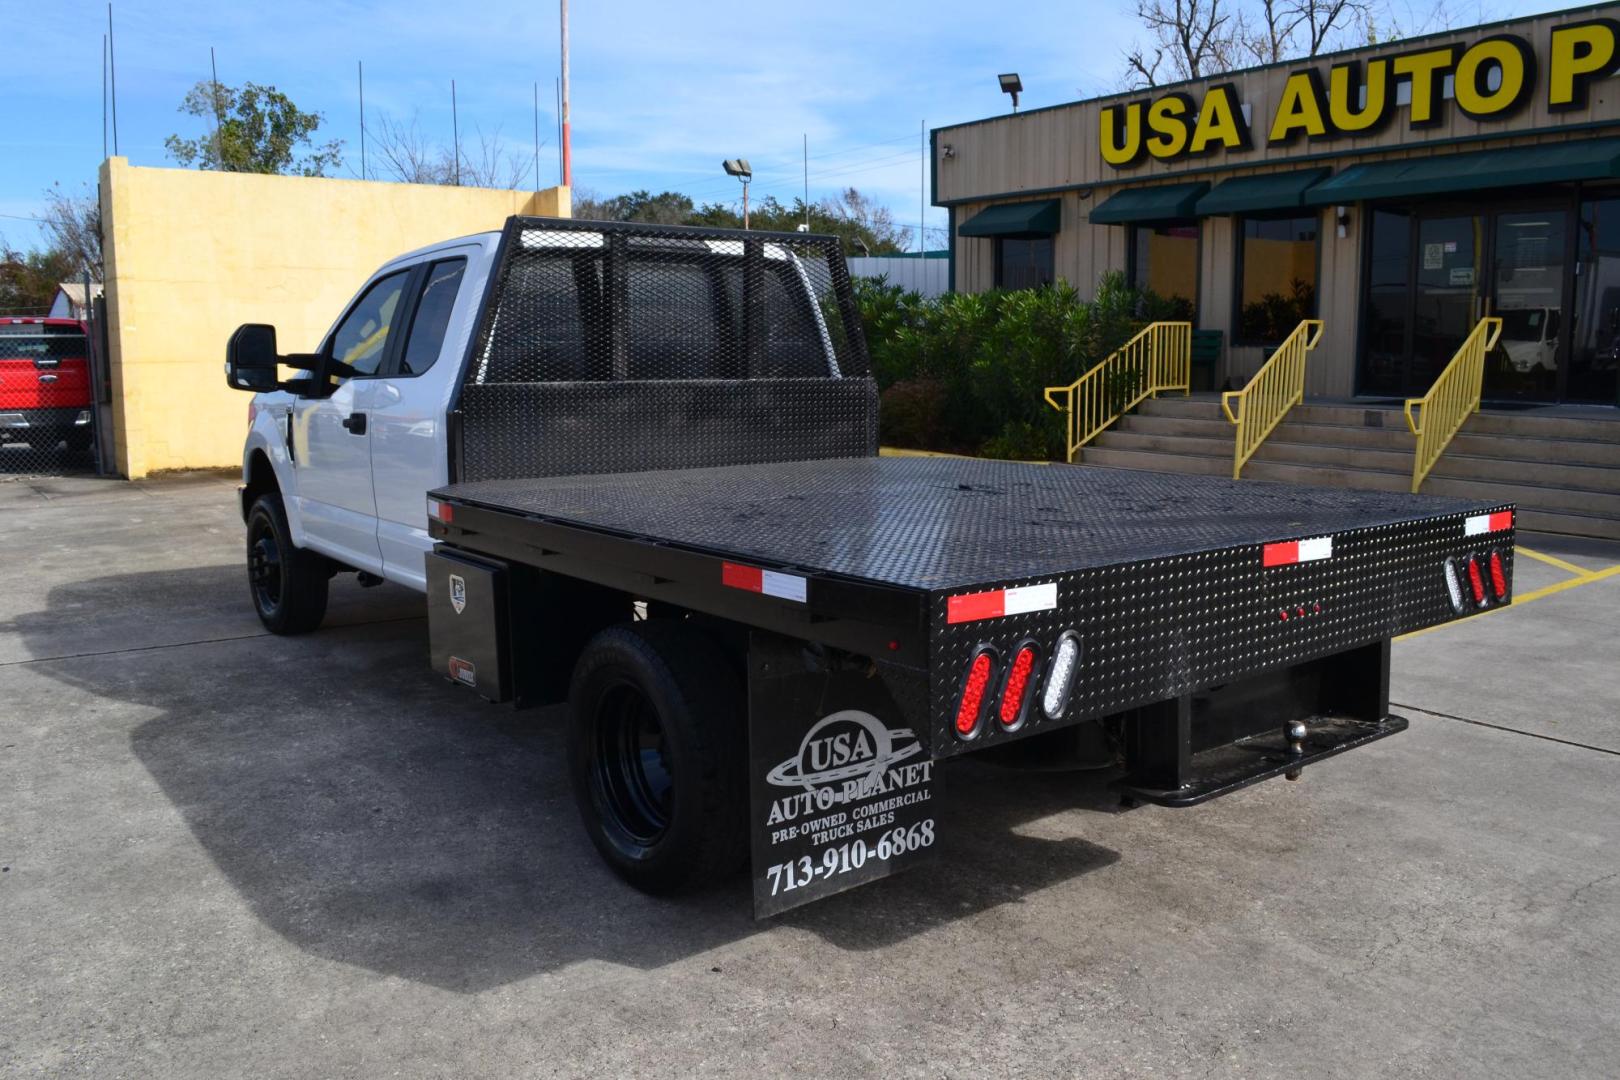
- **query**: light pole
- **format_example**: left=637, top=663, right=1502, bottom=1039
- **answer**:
left=999, top=72, right=1023, bottom=113
left=723, top=158, right=752, bottom=228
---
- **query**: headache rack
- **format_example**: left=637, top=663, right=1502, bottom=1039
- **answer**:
left=447, top=216, right=876, bottom=484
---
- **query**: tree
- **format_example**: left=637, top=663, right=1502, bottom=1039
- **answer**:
left=165, top=80, right=342, bottom=176
left=570, top=186, right=909, bottom=257
left=1125, top=0, right=1240, bottom=87
left=0, top=245, right=79, bottom=315
left=40, top=183, right=101, bottom=281
left=1122, top=0, right=1393, bottom=87
left=572, top=189, right=698, bottom=225
left=367, top=110, right=533, bottom=189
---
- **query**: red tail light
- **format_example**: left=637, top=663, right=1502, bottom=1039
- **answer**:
left=998, top=644, right=1038, bottom=729
left=1466, top=556, right=1488, bottom=606
left=1489, top=550, right=1508, bottom=600
left=955, top=650, right=996, bottom=738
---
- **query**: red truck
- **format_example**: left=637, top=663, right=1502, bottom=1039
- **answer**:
left=0, top=317, right=94, bottom=454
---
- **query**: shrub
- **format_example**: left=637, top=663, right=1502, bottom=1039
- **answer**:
left=878, top=378, right=950, bottom=449
left=853, top=272, right=1184, bottom=460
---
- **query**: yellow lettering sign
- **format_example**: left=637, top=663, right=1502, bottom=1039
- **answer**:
left=1390, top=48, right=1455, bottom=127
left=1454, top=35, right=1534, bottom=119
left=1145, top=93, right=1193, bottom=159
left=1100, top=102, right=1145, bottom=167
left=1269, top=70, right=1331, bottom=144
left=1549, top=19, right=1620, bottom=111
left=1328, top=59, right=1391, bottom=133
left=1190, top=84, right=1251, bottom=154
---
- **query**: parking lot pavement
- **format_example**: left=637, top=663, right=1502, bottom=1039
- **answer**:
left=3, top=476, right=1617, bottom=1080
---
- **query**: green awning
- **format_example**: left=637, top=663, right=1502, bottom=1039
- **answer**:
left=1304, top=138, right=1620, bottom=205
left=957, top=199, right=1061, bottom=238
left=1088, top=182, right=1209, bottom=225
left=1196, top=168, right=1331, bottom=215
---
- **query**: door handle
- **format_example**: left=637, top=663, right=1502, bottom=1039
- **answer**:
left=341, top=412, right=368, bottom=435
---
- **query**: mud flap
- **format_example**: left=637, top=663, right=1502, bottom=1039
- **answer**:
left=747, top=632, right=938, bottom=918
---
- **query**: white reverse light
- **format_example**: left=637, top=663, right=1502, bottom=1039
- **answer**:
left=1442, top=557, right=1466, bottom=613
left=1041, top=632, right=1081, bottom=719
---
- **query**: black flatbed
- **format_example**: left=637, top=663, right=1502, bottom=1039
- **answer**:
left=434, top=456, right=1495, bottom=593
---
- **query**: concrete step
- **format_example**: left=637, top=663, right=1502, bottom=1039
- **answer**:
left=1515, top=507, right=1620, bottom=542
left=1126, top=404, right=1620, bottom=467
left=1116, top=413, right=1235, bottom=439
left=1080, top=446, right=1620, bottom=519
left=1138, top=395, right=1620, bottom=443
left=1100, top=425, right=1620, bottom=486
left=1135, top=397, right=1225, bottom=421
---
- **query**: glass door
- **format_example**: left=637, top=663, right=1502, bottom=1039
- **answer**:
left=1485, top=210, right=1568, bottom=402
left=1412, top=215, right=1485, bottom=393
left=1358, top=211, right=1483, bottom=397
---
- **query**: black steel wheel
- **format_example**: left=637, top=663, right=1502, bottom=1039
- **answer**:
left=245, top=493, right=329, bottom=635
left=568, top=621, right=746, bottom=894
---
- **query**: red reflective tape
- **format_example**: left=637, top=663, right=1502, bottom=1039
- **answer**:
left=947, top=590, right=1005, bottom=624
left=1262, top=541, right=1299, bottom=567
left=1489, top=510, right=1512, bottom=532
left=721, top=562, right=763, bottom=592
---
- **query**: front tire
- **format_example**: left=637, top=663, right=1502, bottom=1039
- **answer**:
left=568, top=621, right=747, bottom=894
left=246, top=493, right=329, bottom=634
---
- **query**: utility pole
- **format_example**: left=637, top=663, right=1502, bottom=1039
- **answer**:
left=451, top=79, right=460, bottom=186
left=210, top=47, right=223, bottom=168
left=107, top=4, right=119, bottom=155
left=560, top=0, right=572, bottom=187
left=359, top=61, right=366, bottom=180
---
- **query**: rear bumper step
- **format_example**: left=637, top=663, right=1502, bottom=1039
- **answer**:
left=1119, top=713, right=1409, bottom=808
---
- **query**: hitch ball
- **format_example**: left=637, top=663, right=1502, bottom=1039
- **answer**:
left=1284, top=720, right=1309, bottom=781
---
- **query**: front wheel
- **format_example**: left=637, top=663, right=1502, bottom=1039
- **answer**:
left=245, top=493, right=329, bottom=634
left=568, top=621, right=747, bottom=894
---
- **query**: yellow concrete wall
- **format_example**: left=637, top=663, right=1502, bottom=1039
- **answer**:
left=98, top=157, right=569, bottom=478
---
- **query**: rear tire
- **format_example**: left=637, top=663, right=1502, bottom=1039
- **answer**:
left=246, top=493, right=329, bottom=635
left=568, top=621, right=747, bottom=894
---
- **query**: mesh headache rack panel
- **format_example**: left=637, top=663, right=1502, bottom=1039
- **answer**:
left=466, top=217, right=870, bottom=384
left=453, top=217, right=877, bottom=483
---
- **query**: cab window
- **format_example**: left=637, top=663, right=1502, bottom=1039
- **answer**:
left=331, top=270, right=410, bottom=375
left=399, top=258, right=468, bottom=376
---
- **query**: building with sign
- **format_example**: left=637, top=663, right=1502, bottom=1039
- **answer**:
left=932, top=5, right=1620, bottom=409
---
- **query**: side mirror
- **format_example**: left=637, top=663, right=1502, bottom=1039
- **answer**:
left=226, top=324, right=282, bottom=392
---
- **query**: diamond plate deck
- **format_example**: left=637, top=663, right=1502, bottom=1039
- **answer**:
left=434, top=456, right=1500, bottom=592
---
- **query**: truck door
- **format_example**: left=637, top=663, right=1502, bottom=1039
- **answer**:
left=292, top=268, right=411, bottom=573
left=368, top=254, right=471, bottom=589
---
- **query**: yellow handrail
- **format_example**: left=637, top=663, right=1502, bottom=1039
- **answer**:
left=1403, top=317, right=1503, bottom=493
left=1043, top=321, right=1192, bottom=463
left=1219, top=319, right=1324, bottom=479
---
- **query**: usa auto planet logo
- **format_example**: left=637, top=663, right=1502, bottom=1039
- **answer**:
left=765, top=711, right=928, bottom=824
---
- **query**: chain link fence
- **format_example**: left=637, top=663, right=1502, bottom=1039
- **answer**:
left=1, top=319, right=101, bottom=478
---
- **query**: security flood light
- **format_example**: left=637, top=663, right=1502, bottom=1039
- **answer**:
left=723, top=159, right=754, bottom=227
left=999, top=73, right=1023, bottom=111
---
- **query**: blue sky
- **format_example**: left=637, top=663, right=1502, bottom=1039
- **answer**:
left=0, top=0, right=1562, bottom=253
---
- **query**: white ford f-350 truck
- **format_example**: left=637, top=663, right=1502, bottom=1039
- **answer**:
left=229, top=217, right=1515, bottom=917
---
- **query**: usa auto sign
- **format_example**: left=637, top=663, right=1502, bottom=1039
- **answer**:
left=1101, top=18, right=1620, bottom=168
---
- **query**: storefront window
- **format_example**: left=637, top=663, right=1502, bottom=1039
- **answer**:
left=1570, top=195, right=1620, bottom=405
left=1236, top=215, right=1319, bottom=343
left=1128, top=224, right=1197, bottom=319
left=995, top=237, right=1054, bottom=289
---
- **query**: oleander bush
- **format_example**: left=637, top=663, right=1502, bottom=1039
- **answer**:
left=856, top=272, right=1183, bottom=460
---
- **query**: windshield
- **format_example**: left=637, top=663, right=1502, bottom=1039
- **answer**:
left=1499, top=308, right=1550, bottom=342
